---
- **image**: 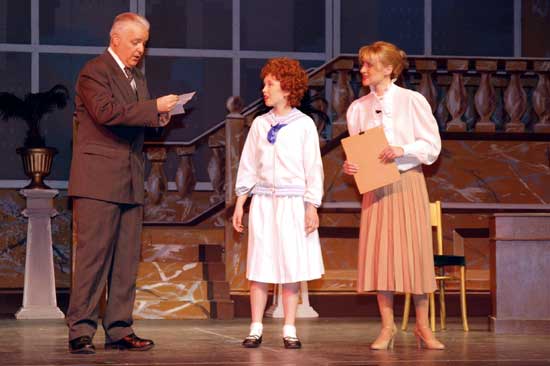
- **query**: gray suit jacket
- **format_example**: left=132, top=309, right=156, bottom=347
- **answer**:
left=68, top=50, right=160, bottom=204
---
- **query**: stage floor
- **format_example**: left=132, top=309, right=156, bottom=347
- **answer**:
left=1, top=317, right=549, bottom=365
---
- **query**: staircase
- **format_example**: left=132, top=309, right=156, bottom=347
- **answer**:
left=133, top=226, right=234, bottom=320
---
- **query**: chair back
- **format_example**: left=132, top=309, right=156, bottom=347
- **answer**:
left=430, top=201, right=443, bottom=255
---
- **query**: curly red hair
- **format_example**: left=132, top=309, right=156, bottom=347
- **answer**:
left=260, top=57, right=308, bottom=107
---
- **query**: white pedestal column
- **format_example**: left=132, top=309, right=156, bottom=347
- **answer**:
left=15, top=189, right=65, bottom=319
left=265, top=281, right=319, bottom=318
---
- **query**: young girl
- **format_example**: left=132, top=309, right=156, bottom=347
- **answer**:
left=232, top=57, right=324, bottom=349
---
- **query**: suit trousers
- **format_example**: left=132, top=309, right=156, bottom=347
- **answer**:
left=67, top=197, right=143, bottom=342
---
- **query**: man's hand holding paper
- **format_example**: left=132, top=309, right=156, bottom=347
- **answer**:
left=169, top=91, right=196, bottom=117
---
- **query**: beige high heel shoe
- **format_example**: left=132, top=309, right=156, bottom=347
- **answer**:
left=414, top=327, right=445, bottom=350
left=370, top=324, right=397, bottom=350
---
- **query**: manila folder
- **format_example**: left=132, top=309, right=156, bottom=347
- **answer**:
left=341, top=126, right=401, bottom=194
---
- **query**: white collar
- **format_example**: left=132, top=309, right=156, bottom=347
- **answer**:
left=267, top=108, right=302, bottom=126
left=108, top=47, right=127, bottom=73
left=371, top=80, right=397, bottom=113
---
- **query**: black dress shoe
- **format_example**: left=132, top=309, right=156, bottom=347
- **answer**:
left=283, top=336, right=302, bottom=349
left=105, top=333, right=154, bottom=351
left=69, top=335, right=95, bottom=354
left=242, top=335, right=262, bottom=348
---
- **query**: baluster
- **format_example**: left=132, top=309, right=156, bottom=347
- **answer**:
left=208, top=129, right=225, bottom=204
left=474, top=60, right=497, bottom=132
left=445, top=59, right=469, bottom=131
left=533, top=61, right=550, bottom=133
left=225, top=96, right=246, bottom=289
left=504, top=61, right=527, bottom=132
left=492, top=87, right=506, bottom=130
left=225, top=96, right=245, bottom=206
left=145, top=147, right=167, bottom=206
left=415, top=59, right=438, bottom=113
left=309, top=89, right=329, bottom=140
left=357, top=70, right=369, bottom=99
left=464, top=86, right=478, bottom=130
left=435, top=86, right=449, bottom=130
left=330, top=59, right=355, bottom=125
left=175, top=146, right=196, bottom=218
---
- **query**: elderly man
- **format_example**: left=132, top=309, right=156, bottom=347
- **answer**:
left=67, top=12, right=178, bottom=354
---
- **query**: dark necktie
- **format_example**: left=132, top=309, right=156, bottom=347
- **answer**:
left=123, top=67, right=138, bottom=99
left=124, top=67, right=134, bottom=83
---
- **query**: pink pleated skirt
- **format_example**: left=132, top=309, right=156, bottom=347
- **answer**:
left=357, top=166, right=437, bottom=295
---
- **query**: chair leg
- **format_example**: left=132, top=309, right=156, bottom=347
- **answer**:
left=439, top=278, right=446, bottom=330
left=460, top=266, right=469, bottom=331
left=401, top=293, right=411, bottom=331
left=429, top=292, right=436, bottom=332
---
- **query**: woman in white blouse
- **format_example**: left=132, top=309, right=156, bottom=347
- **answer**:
left=233, top=57, right=324, bottom=349
left=343, top=41, right=444, bottom=350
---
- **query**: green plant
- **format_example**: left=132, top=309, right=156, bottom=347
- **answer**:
left=0, top=84, right=70, bottom=148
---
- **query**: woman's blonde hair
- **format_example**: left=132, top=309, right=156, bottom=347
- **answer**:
left=358, top=41, right=407, bottom=79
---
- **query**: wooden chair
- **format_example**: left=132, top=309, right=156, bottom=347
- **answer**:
left=401, top=201, right=469, bottom=332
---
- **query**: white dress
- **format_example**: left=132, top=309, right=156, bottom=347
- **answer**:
left=235, top=108, right=325, bottom=284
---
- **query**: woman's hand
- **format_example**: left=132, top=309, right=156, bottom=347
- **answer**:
left=232, top=196, right=248, bottom=232
left=379, top=146, right=404, bottom=163
left=343, top=160, right=359, bottom=175
left=305, top=203, right=319, bottom=235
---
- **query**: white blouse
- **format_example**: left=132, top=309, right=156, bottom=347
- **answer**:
left=346, top=82, right=441, bottom=171
left=235, top=108, right=324, bottom=207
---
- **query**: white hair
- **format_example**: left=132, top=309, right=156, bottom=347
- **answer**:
left=109, top=12, right=150, bottom=38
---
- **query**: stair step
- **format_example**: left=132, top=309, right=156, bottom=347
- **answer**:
left=308, top=269, right=357, bottom=290
left=142, top=227, right=224, bottom=246
left=210, top=299, right=235, bottom=320
left=141, top=243, right=223, bottom=262
left=133, top=299, right=211, bottom=319
left=137, top=262, right=226, bottom=282
left=133, top=299, right=234, bottom=320
left=136, top=280, right=230, bottom=301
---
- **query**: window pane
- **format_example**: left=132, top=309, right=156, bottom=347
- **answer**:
left=0, top=52, right=32, bottom=179
left=146, top=0, right=232, bottom=49
left=240, top=58, right=323, bottom=108
left=0, top=0, right=31, bottom=44
left=146, top=56, right=232, bottom=140
left=432, top=0, right=514, bottom=56
left=241, top=0, right=325, bottom=52
left=522, top=0, right=550, bottom=57
left=40, top=0, right=130, bottom=46
left=341, top=0, right=424, bottom=55
left=39, top=53, right=97, bottom=180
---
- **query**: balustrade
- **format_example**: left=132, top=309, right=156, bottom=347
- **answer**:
left=143, top=54, right=550, bottom=225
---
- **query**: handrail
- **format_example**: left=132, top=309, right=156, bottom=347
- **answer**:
left=144, top=119, right=226, bottom=147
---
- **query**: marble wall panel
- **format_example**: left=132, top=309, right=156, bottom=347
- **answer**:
left=425, top=141, right=550, bottom=204
left=141, top=242, right=200, bottom=262
left=135, top=280, right=208, bottom=301
left=0, top=189, right=71, bottom=288
left=137, top=262, right=204, bottom=282
left=1, top=140, right=548, bottom=296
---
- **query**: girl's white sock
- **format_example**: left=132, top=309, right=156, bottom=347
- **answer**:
left=249, top=322, right=263, bottom=337
left=283, top=324, right=297, bottom=338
